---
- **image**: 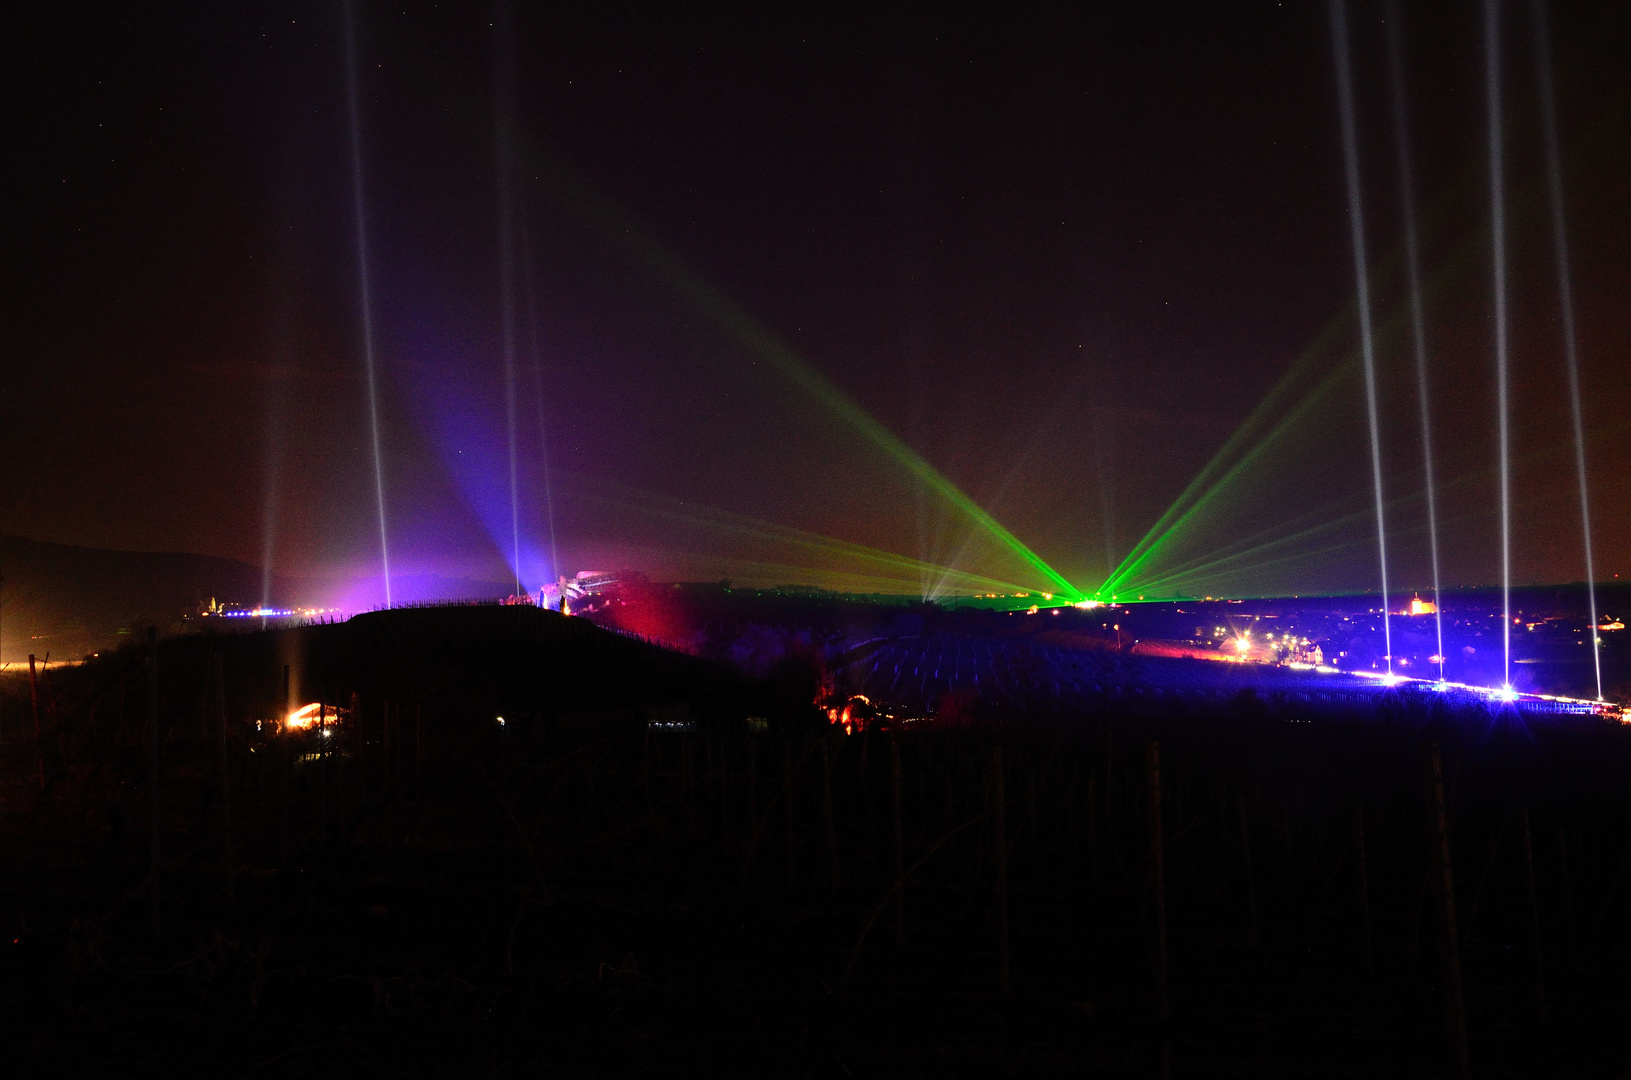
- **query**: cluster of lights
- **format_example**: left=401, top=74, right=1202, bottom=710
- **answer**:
left=1238, top=644, right=1613, bottom=713
left=283, top=702, right=335, bottom=733
left=212, top=606, right=342, bottom=619
left=1341, top=668, right=1602, bottom=709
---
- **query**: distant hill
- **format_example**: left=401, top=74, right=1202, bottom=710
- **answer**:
left=0, top=536, right=508, bottom=663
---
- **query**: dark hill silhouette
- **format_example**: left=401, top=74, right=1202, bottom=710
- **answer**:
left=0, top=535, right=507, bottom=662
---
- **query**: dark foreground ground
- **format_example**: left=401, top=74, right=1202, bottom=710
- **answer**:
left=3, top=606, right=1631, bottom=1076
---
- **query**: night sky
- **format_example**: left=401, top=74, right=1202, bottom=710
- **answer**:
left=6, top=1, right=1629, bottom=603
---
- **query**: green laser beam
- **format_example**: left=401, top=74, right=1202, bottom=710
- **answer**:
left=1119, top=416, right=1631, bottom=599
left=1104, top=352, right=1359, bottom=596
left=1133, top=505, right=1376, bottom=597
left=563, top=481, right=1031, bottom=595
left=1118, top=111, right=1626, bottom=596
left=605, top=542, right=964, bottom=598
left=1124, top=501, right=1434, bottom=599
left=1148, top=489, right=1515, bottom=598
left=926, top=394, right=1088, bottom=601
left=579, top=483, right=1015, bottom=592
left=534, top=160, right=1082, bottom=602
left=1123, top=490, right=1374, bottom=596
left=1104, top=243, right=1480, bottom=599
left=1100, top=317, right=1357, bottom=593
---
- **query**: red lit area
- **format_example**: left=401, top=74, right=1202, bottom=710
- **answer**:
left=281, top=701, right=351, bottom=734
left=825, top=693, right=876, bottom=735
left=590, top=575, right=691, bottom=648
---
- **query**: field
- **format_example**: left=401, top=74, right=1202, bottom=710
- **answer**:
left=3, top=604, right=1631, bottom=1076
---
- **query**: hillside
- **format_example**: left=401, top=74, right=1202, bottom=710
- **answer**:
left=0, top=535, right=509, bottom=662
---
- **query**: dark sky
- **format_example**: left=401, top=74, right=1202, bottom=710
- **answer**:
left=5, top=1, right=1629, bottom=601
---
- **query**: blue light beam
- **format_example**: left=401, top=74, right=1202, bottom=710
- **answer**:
left=1486, top=0, right=1513, bottom=690
left=1532, top=0, right=1603, bottom=700
left=1330, top=0, right=1394, bottom=676
left=343, top=0, right=392, bottom=607
left=1384, top=0, right=1446, bottom=682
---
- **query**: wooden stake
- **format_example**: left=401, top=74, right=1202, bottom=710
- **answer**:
left=1148, top=741, right=1170, bottom=1076
left=891, top=732, right=903, bottom=948
left=1027, top=765, right=1039, bottom=876
left=346, top=691, right=359, bottom=833
left=28, top=653, right=43, bottom=789
left=1557, top=828, right=1576, bottom=975
left=1355, top=803, right=1371, bottom=974
left=199, top=646, right=212, bottom=740
left=318, top=700, right=328, bottom=827
left=1425, top=741, right=1470, bottom=1079
left=785, top=736, right=796, bottom=892
left=1065, top=770, right=1078, bottom=866
left=1238, top=794, right=1259, bottom=947
left=1104, top=721, right=1114, bottom=861
left=993, top=744, right=1010, bottom=995
left=978, top=761, right=990, bottom=880
left=393, top=701, right=402, bottom=796
left=280, top=664, right=291, bottom=866
left=1088, top=774, right=1098, bottom=885
left=747, top=736, right=758, bottom=859
left=719, top=738, right=730, bottom=844
left=383, top=696, right=393, bottom=795
left=1518, top=809, right=1546, bottom=1024
left=682, top=737, right=694, bottom=837
left=1105, top=723, right=1124, bottom=875
left=704, top=735, right=714, bottom=819
left=917, top=764, right=927, bottom=854
left=1282, top=802, right=1295, bottom=904
left=147, top=628, right=161, bottom=946
left=821, top=736, right=839, bottom=889
left=215, top=651, right=233, bottom=903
